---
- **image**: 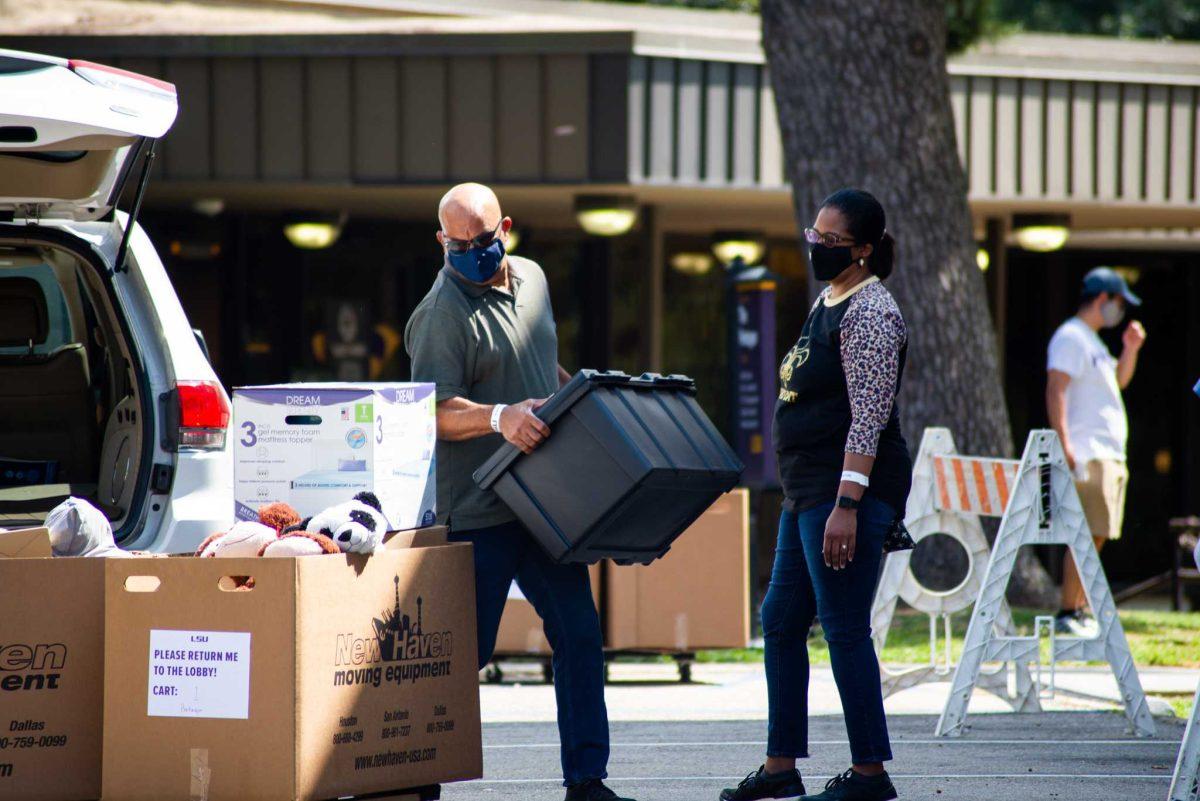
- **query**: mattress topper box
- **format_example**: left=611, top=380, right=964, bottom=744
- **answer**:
left=102, top=536, right=481, bottom=801
left=0, top=527, right=104, bottom=801
left=234, top=383, right=437, bottom=530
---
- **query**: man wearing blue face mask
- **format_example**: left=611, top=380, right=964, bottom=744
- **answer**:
left=404, top=183, right=632, bottom=801
left=1046, top=266, right=1147, bottom=636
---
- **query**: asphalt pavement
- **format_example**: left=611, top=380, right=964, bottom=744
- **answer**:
left=439, top=663, right=1192, bottom=801
left=443, top=715, right=1184, bottom=801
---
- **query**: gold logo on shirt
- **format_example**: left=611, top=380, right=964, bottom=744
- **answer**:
left=779, top=341, right=809, bottom=383
left=778, top=339, right=809, bottom=403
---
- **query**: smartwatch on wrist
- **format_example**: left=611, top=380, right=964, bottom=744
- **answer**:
left=836, top=495, right=860, bottom=511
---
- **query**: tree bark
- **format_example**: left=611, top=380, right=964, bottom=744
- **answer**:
left=761, top=0, right=1055, bottom=604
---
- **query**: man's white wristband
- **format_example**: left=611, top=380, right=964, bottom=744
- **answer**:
left=841, top=470, right=870, bottom=488
left=490, top=404, right=507, bottom=434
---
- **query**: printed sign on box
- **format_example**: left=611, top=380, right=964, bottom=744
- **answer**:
left=147, top=630, right=251, bottom=719
left=234, top=383, right=437, bottom=530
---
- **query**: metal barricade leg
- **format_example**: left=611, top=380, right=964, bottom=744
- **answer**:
left=1169, top=678, right=1200, bottom=801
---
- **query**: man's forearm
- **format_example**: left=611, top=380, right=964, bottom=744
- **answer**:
left=436, top=397, right=497, bottom=441
left=557, top=364, right=571, bottom=388
left=1117, top=349, right=1138, bottom=389
left=1046, top=387, right=1071, bottom=454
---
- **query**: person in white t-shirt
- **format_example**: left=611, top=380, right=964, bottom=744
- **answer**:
left=1046, top=267, right=1146, bottom=636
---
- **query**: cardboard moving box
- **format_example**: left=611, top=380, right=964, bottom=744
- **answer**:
left=490, top=488, right=749, bottom=656
left=494, top=566, right=601, bottom=656
left=0, top=528, right=105, bottom=801
left=103, top=536, right=482, bottom=801
left=604, top=490, right=750, bottom=651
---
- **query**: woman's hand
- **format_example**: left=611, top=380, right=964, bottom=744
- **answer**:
left=823, top=507, right=857, bottom=570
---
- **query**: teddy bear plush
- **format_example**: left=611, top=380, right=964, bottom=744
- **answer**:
left=196, top=520, right=278, bottom=558
left=259, top=530, right=341, bottom=557
left=295, top=491, right=389, bottom=554
left=194, top=502, right=302, bottom=558
left=257, top=501, right=302, bottom=534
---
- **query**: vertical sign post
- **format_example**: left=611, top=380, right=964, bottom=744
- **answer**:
left=727, top=263, right=779, bottom=489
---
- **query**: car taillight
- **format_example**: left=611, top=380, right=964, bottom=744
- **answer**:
left=176, top=381, right=230, bottom=451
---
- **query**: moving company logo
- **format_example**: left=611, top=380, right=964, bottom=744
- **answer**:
left=0, top=643, right=66, bottom=692
left=333, top=577, right=452, bottom=688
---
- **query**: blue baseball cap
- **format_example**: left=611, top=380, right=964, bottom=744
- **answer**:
left=1082, top=267, right=1141, bottom=306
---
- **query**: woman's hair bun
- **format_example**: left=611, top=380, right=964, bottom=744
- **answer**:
left=871, top=230, right=895, bottom=279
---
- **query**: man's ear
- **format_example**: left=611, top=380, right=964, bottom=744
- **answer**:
left=501, top=216, right=513, bottom=234
left=436, top=230, right=445, bottom=246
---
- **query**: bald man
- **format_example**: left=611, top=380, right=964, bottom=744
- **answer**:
left=405, top=184, right=632, bottom=801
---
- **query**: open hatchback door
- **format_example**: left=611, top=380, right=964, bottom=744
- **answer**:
left=0, top=49, right=177, bottom=222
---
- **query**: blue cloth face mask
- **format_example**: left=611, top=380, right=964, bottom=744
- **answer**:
left=447, top=237, right=506, bottom=284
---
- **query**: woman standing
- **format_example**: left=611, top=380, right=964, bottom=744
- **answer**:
left=721, top=189, right=912, bottom=801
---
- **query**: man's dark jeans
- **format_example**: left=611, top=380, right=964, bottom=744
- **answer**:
left=762, top=496, right=895, bottom=764
left=450, top=520, right=610, bottom=785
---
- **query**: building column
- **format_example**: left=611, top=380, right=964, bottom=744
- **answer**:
left=641, top=204, right=664, bottom=373
left=578, top=239, right=613, bottom=371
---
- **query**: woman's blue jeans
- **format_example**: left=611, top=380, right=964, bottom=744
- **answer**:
left=762, top=496, right=894, bottom=764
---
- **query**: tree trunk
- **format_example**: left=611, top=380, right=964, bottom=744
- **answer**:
left=761, top=0, right=1055, bottom=605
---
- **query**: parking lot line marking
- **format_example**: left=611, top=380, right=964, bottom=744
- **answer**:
left=484, top=739, right=1178, bottom=749
left=468, top=774, right=1170, bottom=784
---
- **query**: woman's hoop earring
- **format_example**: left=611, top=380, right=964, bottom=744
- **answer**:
left=858, top=258, right=865, bottom=267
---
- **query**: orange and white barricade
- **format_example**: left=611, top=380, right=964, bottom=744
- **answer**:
left=935, top=429, right=1153, bottom=737
left=870, top=428, right=1037, bottom=708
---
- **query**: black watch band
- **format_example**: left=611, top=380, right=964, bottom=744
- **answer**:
left=837, top=495, right=860, bottom=511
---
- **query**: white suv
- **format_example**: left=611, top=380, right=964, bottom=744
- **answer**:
left=0, top=48, right=231, bottom=553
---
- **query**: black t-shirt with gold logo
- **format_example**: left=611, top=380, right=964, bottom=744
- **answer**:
left=773, top=282, right=912, bottom=515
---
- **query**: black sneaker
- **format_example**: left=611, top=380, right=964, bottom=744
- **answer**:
left=564, top=778, right=635, bottom=801
left=720, top=765, right=806, bottom=800
left=800, top=768, right=896, bottom=800
left=1054, top=609, right=1098, bottom=637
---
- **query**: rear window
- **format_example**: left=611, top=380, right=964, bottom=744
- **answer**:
left=0, top=56, right=54, bottom=75
left=0, top=262, right=73, bottom=355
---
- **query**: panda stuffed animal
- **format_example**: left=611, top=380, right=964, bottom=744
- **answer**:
left=296, top=491, right=389, bottom=554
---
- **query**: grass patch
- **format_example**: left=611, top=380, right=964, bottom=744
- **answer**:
left=695, top=608, right=1200, bottom=668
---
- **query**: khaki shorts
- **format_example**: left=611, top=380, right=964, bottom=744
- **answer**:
left=1075, top=459, right=1129, bottom=540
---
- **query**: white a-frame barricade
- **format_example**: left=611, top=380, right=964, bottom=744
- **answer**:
left=870, top=427, right=1038, bottom=709
left=1169, top=538, right=1200, bottom=800
left=936, top=429, right=1154, bottom=737
left=1169, top=675, right=1200, bottom=801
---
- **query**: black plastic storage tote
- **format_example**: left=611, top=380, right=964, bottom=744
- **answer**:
left=473, top=371, right=744, bottom=564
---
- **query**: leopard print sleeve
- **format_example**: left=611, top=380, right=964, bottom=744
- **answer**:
left=840, top=282, right=906, bottom=457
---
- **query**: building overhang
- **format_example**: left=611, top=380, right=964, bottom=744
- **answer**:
left=2, top=20, right=1197, bottom=227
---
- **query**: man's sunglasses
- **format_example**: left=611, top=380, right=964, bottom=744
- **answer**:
left=442, top=221, right=502, bottom=254
left=804, top=227, right=856, bottom=248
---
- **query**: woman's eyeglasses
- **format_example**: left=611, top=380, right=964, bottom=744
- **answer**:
left=804, top=227, right=855, bottom=248
left=443, top=221, right=503, bottom=254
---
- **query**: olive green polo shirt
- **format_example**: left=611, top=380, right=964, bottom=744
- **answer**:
left=404, top=256, right=560, bottom=531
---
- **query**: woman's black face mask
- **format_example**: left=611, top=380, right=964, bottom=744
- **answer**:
left=809, top=243, right=855, bottom=282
